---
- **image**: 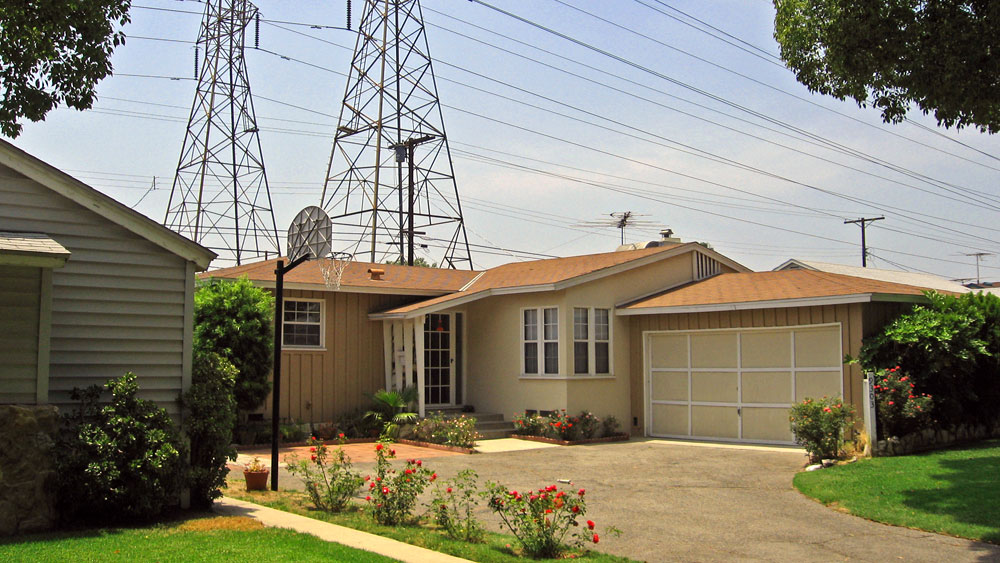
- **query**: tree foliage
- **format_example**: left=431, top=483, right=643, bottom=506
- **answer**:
left=182, top=344, right=238, bottom=508
left=857, top=291, right=1000, bottom=426
left=773, top=0, right=1000, bottom=133
left=195, top=276, right=274, bottom=413
left=0, top=1, right=132, bottom=138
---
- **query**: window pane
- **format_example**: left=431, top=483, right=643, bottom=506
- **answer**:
left=574, top=307, right=588, bottom=340
left=523, top=309, right=538, bottom=340
left=524, top=342, right=538, bottom=374
left=595, top=342, right=610, bottom=374
left=544, top=342, right=559, bottom=374
left=543, top=308, right=558, bottom=341
left=595, top=309, right=609, bottom=341
left=574, top=341, right=589, bottom=374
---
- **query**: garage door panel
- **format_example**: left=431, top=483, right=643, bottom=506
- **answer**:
left=692, top=406, right=738, bottom=439
left=691, top=371, right=738, bottom=402
left=649, top=334, right=687, bottom=369
left=650, top=404, right=688, bottom=436
left=794, top=327, right=841, bottom=367
left=741, top=332, right=791, bottom=368
left=651, top=371, right=687, bottom=401
left=690, top=333, right=736, bottom=368
left=742, top=371, right=792, bottom=404
left=795, top=371, right=842, bottom=402
left=741, top=407, right=793, bottom=442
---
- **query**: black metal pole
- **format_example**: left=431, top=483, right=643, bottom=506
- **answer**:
left=270, top=254, right=308, bottom=491
left=408, top=142, right=415, bottom=266
left=271, top=260, right=284, bottom=491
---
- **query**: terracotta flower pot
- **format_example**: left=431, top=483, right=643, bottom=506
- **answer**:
left=244, top=470, right=269, bottom=491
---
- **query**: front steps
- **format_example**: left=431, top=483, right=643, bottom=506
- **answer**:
left=427, top=408, right=514, bottom=440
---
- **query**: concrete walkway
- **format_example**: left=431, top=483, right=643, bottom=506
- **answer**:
left=214, top=496, right=471, bottom=563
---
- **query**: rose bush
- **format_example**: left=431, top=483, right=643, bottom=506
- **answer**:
left=364, top=441, right=435, bottom=525
left=286, top=435, right=363, bottom=512
left=428, top=468, right=485, bottom=542
left=485, top=481, right=601, bottom=558
left=789, top=396, right=854, bottom=462
left=872, top=366, right=934, bottom=438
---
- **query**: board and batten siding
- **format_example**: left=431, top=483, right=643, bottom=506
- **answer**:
left=0, top=164, right=191, bottom=414
left=262, top=288, right=416, bottom=424
left=628, top=304, right=867, bottom=436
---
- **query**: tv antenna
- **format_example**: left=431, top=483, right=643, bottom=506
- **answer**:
left=320, top=0, right=472, bottom=269
left=579, top=212, right=659, bottom=245
left=964, top=252, right=994, bottom=284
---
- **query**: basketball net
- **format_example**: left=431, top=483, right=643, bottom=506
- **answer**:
left=320, top=252, right=353, bottom=290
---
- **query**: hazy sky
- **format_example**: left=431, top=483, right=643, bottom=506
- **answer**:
left=10, top=0, right=1000, bottom=280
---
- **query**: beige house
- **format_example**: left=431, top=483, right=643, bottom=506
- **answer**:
left=0, top=140, right=215, bottom=414
left=209, top=237, right=946, bottom=445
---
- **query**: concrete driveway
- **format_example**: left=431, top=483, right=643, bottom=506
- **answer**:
left=273, top=439, right=1000, bottom=562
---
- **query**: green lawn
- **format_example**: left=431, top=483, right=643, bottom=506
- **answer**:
left=794, top=439, right=1000, bottom=543
left=0, top=515, right=396, bottom=562
left=226, top=487, right=635, bottom=563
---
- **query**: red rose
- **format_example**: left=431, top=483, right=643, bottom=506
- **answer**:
left=338, top=433, right=345, bottom=439
left=431, top=473, right=437, bottom=481
left=593, top=533, right=599, bottom=544
left=382, top=486, right=390, bottom=495
left=578, top=488, right=586, bottom=496
left=310, top=447, right=316, bottom=452
left=365, top=495, right=371, bottom=501
left=572, top=505, right=580, bottom=513
left=447, top=487, right=452, bottom=493
left=375, top=443, right=383, bottom=451
left=587, top=520, right=595, bottom=529
left=390, top=449, right=396, bottom=456
left=888, top=401, right=895, bottom=405
left=310, top=455, right=317, bottom=461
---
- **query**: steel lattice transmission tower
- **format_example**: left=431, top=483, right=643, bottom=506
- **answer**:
left=321, top=0, right=472, bottom=269
left=164, top=0, right=279, bottom=266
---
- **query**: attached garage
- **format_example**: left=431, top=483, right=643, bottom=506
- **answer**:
left=645, top=324, right=843, bottom=444
left=622, top=269, right=942, bottom=444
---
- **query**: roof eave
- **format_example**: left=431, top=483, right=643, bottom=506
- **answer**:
left=617, top=293, right=881, bottom=316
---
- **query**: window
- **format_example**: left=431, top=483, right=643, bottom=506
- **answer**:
left=522, top=307, right=558, bottom=375
left=283, top=299, right=323, bottom=347
left=573, top=307, right=611, bottom=375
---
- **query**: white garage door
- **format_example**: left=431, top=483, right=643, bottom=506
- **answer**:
left=645, top=324, right=843, bottom=444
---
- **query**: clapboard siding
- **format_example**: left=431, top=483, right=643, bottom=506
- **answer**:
left=0, top=266, right=40, bottom=403
left=262, top=289, right=420, bottom=423
left=0, top=165, right=190, bottom=414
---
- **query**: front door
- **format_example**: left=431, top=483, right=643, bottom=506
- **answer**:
left=424, top=313, right=453, bottom=406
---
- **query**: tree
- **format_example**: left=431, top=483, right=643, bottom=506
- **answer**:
left=386, top=257, right=438, bottom=268
left=0, top=1, right=131, bottom=138
left=773, top=0, right=1000, bottom=133
left=182, top=344, right=238, bottom=508
left=194, top=276, right=274, bottom=413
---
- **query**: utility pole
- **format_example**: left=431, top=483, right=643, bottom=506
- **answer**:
left=964, top=252, right=994, bottom=284
left=844, top=216, right=885, bottom=267
left=392, top=135, right=433, bottom=265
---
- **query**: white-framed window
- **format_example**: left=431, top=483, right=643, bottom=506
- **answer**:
left=574, top=307, right=611, bottom=375
left=283, top=298, right=324, bottom=348
left=522, top=307, right=559, bottom=375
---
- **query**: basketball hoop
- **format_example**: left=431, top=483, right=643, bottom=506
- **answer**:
left=320, top=252, right=354, bottom=290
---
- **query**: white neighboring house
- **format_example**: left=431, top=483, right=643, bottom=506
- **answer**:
left=774, top=259, right=971, bottom=294
left=0, top=140, right=215, bottom=415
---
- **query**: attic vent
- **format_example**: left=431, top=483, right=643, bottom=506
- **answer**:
left=367, top=268, right=385, bottom=281
left=696, top=253, right=721, bottom=280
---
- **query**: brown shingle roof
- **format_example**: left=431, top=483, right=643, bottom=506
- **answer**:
left=622, top=269, right=940, bottom=311
left=201, top=258, right=479, bottom=293
left=374, top=244, right=690, bottom=317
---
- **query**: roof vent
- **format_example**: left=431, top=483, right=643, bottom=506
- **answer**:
left=367, top=268, right=385, bottom=281
left=660, top=229, right=681, bottom=243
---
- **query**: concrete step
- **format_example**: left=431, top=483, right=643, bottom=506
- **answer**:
left=427, top=409, right=505, bottom=423
left=476, top=427, right=514, bottom=440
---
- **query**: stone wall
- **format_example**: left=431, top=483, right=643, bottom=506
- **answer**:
left=876, top=421, right=1000, bottom=457
left=0, top=405, right=59, bottom=535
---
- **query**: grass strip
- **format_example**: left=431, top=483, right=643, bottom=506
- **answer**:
left=0, top=515, right=397, bottom=562
left=794, top=439, right=1000, bottom=543
left=226, top=487, right=635, bottom=562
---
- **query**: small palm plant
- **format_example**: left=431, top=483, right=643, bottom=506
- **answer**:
left=364, top=387, right=419, bottom=439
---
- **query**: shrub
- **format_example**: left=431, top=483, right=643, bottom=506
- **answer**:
left=195, top=276, right=274, bottom=413
left=871, top=366, right=934, bottom=438
left=485, top=482, right=601, bottom=558
left=412, top=412, right=480, bottom=448
left=364, top=388, right=418, bottom=439
left=280, top=419, right=307, bottom=443
left=182, top=347, right=238, bottom=508
left=428, top=469, right=485, bottom=542
left=286, top=436, right=364, bottom=512
left=546, top=409, right=580, bottom=440
left=512, top=411, right=547, bottom=436
left=576, top=411, right=601, bottom=439
left=363, top=441, right=436, bottom=525
left=600, top=415, right=621, bottom=437
left=57, top=373, right=187, bottom=523
left=857, top=291, right=1000, bottom=427
left=789, top=396, right=854, bottom=461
